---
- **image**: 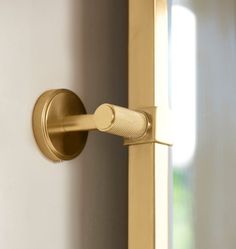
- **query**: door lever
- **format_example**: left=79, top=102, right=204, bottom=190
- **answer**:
left=33, top=89, right=172, bottom=162
left=32, top=89, right=153, bottom=162
left=48, top=101, right=150, bottom=138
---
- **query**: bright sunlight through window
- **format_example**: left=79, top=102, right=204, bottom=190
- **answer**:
left=171, top=5, right=196, bottom=168
left=171, top=4, right=197, bottom=249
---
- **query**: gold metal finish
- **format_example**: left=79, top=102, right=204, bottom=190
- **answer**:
left=32, top=89, right=88, bottom=162
left=94, top=104, right=115, bottom=131
left=95, top=104, right=150, bottom=139
left=124, top=107, right=172, bottom=146
left=33, top=89, right=172, bottom=162
left=129, top=0, right=169, bottom=249
left=33, top=1, right=170, bottom=245
left=47, top=102, right=150, bottom=139
left=48, top=115, right=96, bottom=133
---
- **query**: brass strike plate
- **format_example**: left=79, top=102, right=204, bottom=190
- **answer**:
left=124, top=107, right=173, bottom=146
left=32, top=89, right=88, bottom=162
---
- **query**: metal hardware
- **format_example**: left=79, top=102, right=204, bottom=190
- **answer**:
left=33, top=89, right=172, bottom=162
left=124, top=107, right=172, bottom=146
left=32, top=89, right=88, bottom=162
left=128, top=0, right=169, bottom=248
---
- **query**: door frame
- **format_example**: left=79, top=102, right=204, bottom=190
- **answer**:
left=128, top=0, right=170, bottom=248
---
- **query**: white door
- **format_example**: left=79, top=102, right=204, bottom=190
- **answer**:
left=0, top=1, right=127, bottom=248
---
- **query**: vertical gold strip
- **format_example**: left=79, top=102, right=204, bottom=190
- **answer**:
left=128, top=0, right=169, bottom=249
left=154, top=1, right=169, bottom=248
left=155, top=144, right=169, bottom=249
left=129, top=0, right=155, bottom=108
left=154, top=0, right=169, bottom=107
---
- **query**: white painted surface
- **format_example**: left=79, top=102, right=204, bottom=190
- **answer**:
left=0, top=1, right=127, bottom=248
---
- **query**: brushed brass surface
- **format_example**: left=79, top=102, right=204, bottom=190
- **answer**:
left=124, top=107, right=172, bottom=146
left=32, top=89, right=88, bottom=162
left=48, top=114, right=96, bottom=133
left=94, top=104, right=115, bottom=131
left=94, top=104, right=151, bottom=139
left=33, top=90, right=163, bottom=162
left=129, top=0, right=169, bottom=249
left=47, top=102, right=150, bottom=139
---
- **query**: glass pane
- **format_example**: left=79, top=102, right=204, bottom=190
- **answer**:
left=171, top=1, right=236, bottom=249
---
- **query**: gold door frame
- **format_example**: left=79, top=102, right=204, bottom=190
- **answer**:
left=129, top=0, right=169, bottom=249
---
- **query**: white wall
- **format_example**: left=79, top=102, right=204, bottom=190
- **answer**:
left=0, top=1, right=127, bottom=248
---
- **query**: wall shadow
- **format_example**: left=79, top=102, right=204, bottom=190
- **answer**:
left=69, top=1, right=128, bottom=248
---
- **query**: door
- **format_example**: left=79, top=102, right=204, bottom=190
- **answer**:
left=0, top=1, right=128, bottom=248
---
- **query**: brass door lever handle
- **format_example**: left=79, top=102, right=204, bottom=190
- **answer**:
left=32, top=89, right=156, bottom=162
left=48, top=103, right=150, bottom=139
left=32, top=89, right=172, bottom=162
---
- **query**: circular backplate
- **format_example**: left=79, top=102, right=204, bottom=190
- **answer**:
left=32, top=89, right=88, bottom=162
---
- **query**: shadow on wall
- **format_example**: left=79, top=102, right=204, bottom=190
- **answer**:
left=69, top=1, right=128, bottom=249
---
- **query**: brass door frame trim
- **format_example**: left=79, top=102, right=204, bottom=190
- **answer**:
left=129, top=0, right=169, bottom=249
